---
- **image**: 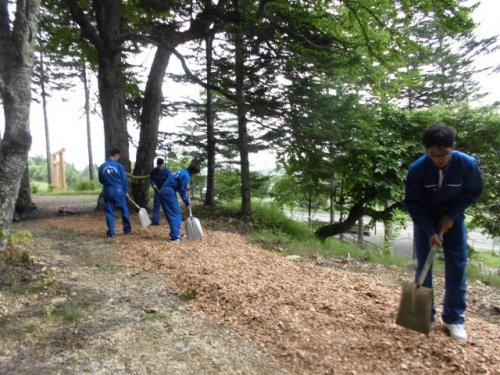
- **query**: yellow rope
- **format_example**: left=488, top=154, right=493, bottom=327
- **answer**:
left=127, top=173, right=150, bottom=181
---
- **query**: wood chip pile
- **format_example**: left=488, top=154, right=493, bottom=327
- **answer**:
left=38, top=214, right=499, bottom=375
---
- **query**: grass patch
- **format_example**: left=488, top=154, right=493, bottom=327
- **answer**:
left=45, top=303, right=86, bottom=324
left=179, top=289, right=198, bottom=301
left=472, top=251, right=500, bottom=268
left=467, top=264, right=500, bottom=287
left=367, top=253, right=410, bottom=268
left=142, top=312, right=170, bottom=322
left=251, top=202, right=314, bottom=241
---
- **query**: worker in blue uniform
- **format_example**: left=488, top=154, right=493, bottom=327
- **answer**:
left=404, top=124, right=483, bottom=341
left=149, top=158, right=171, bottom=225
left=159, top=165, right=201, bottom=242
left=98, top=148, right=131, bottom=238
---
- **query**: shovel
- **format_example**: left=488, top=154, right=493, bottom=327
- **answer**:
left=396, top=245, right=437, bottom=334
left=185, top=206, right=203, bottom=240
left=127, top=196, right=151, bottom=229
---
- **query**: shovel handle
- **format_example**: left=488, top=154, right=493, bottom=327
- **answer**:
left=188, top=206, right=193, bottom=217
left=127, top=195, right=140, bottom=210
left=417, top=245, right=437, bottom=287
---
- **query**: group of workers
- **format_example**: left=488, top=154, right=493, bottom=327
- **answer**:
left=97, top=149, right=200, bottom=243
left=97, top=123, right=483, bottom=341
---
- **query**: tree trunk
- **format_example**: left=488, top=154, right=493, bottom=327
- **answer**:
left=357, top=217, right=364, bottom=246
left=67, top=0, right=130, bottom=170
left=0, top=0, right=40, bottom=250
left=329, top=183, right=335, bottom=225
left=233, top=3, right=251, bottom=217
left=97, top=53, right=129, bottom=170
left=82, top=62, right=95, bottom=180
left=39, top=50, right=52, bottom=184
left=383, top=217, right=394, bottom=256
left=315, top=202, right=365, bottom=239
left=15, top=160, right=35, bottom=221
left=204, top=35, right=216, bottom=206
left=132, top=45, right=172, bottom=207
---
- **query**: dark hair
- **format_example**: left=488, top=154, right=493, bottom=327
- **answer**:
left=188, top=165, right=201, bottom=174
left=110, top=147, right=121, bottom=156
left=156, top=158, right=164, bottom=166
left=422, top=124, right=456, bottom=149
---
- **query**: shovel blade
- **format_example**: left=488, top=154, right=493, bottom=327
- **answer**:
left=185, top=216, right=203, bottom=240
left=396, top=282, right=433, bottom=334
left=138, top=208, right=151, bottom=229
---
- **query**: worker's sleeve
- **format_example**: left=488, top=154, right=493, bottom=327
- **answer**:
left=164, top=167, right=172, bottom=180
left=98, top=166, right=105, bottom=185
left=404, top=169, right=436, bottom=237
left=445, top=161, right=483, bottom=219
left=121, top=165, right=128, bottom=194
left=149, top=169, right=156, bottom=187
left=179, top=173, right=191, bottom=207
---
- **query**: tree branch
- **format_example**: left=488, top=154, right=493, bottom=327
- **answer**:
left=168, top=46, right=236, bottom=102
left=63, top=0, right=103, bottom=51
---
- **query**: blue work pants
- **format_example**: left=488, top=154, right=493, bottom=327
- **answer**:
left=159, top=187, right=182, bottom=240
left=103, top=187, right=131, bottom=237
left=152, top=190, right=161, bottom=224
left=414, top=217, right=467, bottom=324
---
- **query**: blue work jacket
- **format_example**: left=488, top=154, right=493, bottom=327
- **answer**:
left=150, top=166, right=171, bottom=189
left=98, top=159, right=128, bottom=193
left=404, top=150, right=483, bottom=237
left=162, top=169, right=191, bottom=206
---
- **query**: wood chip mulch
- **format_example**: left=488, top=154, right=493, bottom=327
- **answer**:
left=37, top=214, right=499, bottom=375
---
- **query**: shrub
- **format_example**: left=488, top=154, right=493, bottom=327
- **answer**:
left=75, top=179, right=100, bottom=191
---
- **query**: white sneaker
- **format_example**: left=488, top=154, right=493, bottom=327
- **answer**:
left=444, top=323, right=467, bottom=341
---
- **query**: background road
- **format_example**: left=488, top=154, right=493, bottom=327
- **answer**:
left=288, top=211, right=498, bottom=259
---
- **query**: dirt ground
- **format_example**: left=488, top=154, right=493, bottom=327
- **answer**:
left=0, top=195, right=498, bottom=375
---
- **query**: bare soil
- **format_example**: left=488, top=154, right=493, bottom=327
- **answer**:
left=0, top=195, right=498, bottom=375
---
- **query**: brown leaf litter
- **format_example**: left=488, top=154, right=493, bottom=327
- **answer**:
left=35, top=213, right=499, bottom=375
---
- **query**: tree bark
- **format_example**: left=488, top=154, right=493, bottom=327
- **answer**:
left=132, top=46, right=172, bottom=207
left=315, top=202, right=365, bottom=239
left=233, top=0, right=251, bottom=217
left=82, top=62, right=95, bottom=180
left=0, top=0, right=40, bottom=250
left=64, top=0, right=130, bottom=171
left=315, top=201, right=403, bottom=239
left=204, top=35, right=216, bottom=206
left=38, top=50, right=52, bottom=184
left=15, top=160, right=35, bottom=221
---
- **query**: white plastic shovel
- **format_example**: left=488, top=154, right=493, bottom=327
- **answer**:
left=185, top=206, right=203, bottom=240
left=127, top=196, right=151, bottom=229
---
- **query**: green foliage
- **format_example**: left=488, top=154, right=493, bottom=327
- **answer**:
left=213, top=169, right=271, bottom=201
left=269, top=175, right=302, bottom=212
left=28, top=156, right=49, bottom=183
left=251, top=201, right=313, bottom=241
left=75, top=179, right=100, bottom=191
left=31, top=183, right=39, bottom=194
left=28, top=156, right=99, bottom=190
